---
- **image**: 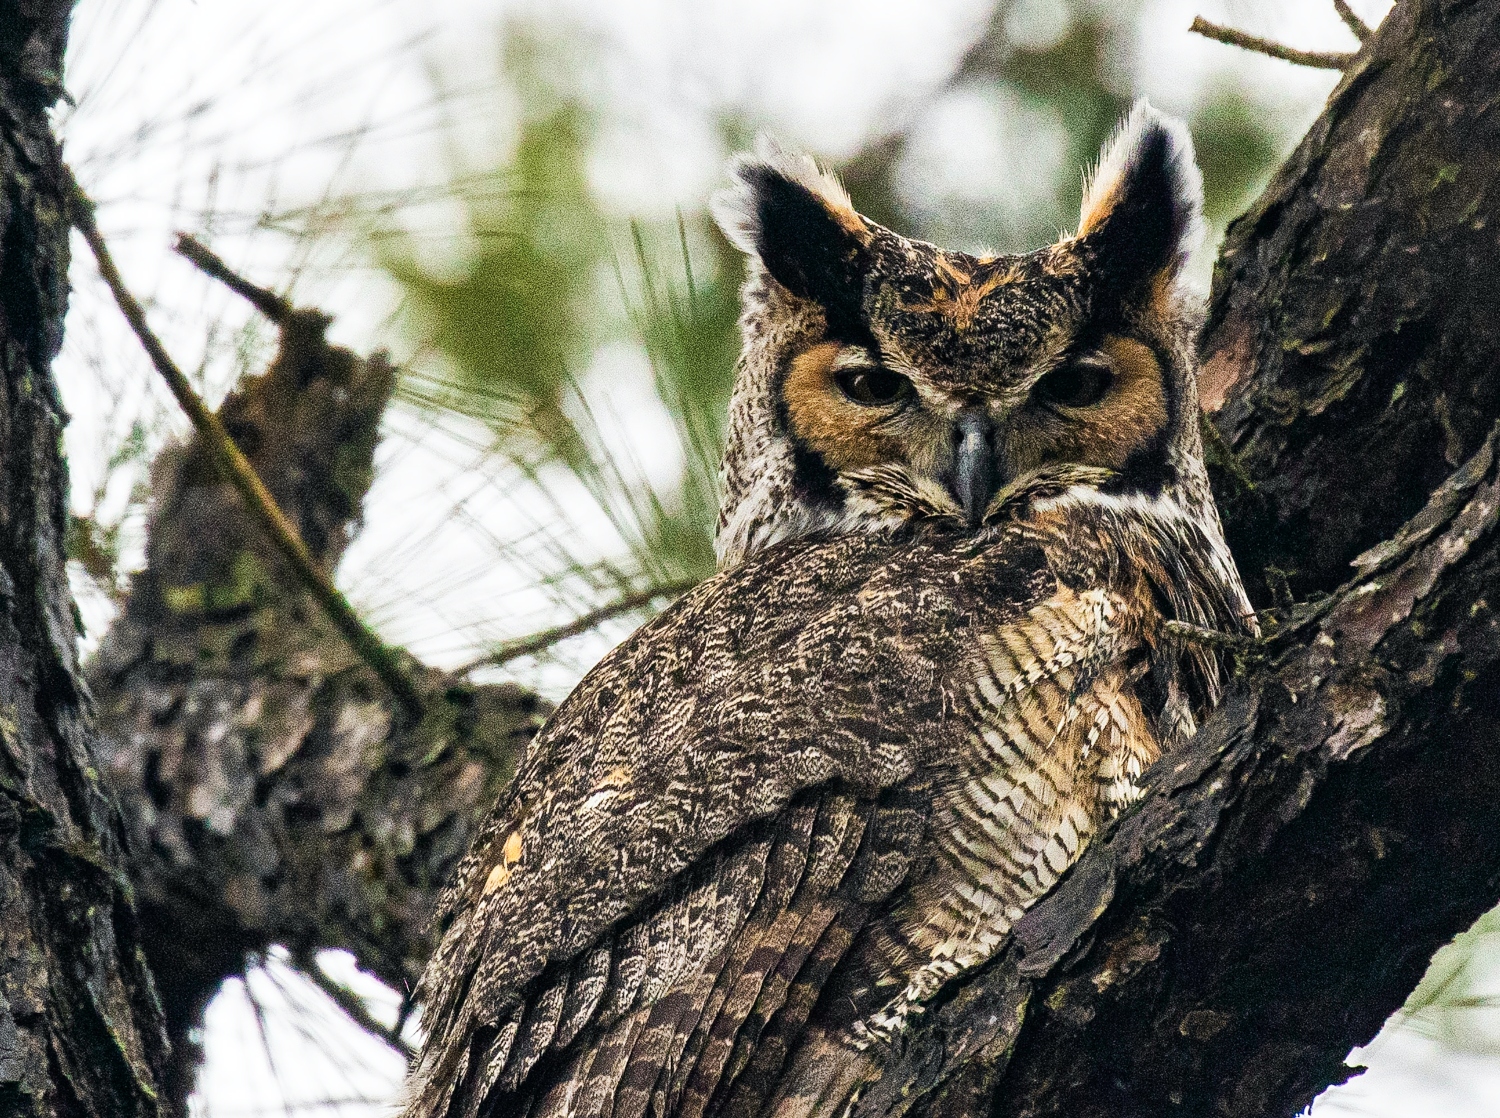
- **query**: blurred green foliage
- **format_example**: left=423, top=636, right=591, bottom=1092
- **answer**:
left=379, top=0, right=1289, bottom=670
left=383, top=32, right=605, bottom=477
left=380, top=31, right=742, bottom=606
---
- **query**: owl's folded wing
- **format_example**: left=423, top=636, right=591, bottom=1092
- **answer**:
left=402, top=527, right=1059, bottom=1118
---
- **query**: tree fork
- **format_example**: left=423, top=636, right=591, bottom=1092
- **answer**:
left=67, top=182, right=426, bottom=723
left=81, top=257, right=545, bottom=1109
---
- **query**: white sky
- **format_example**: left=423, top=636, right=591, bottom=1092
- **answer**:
left=54, top=1, right=1500, bottom=1116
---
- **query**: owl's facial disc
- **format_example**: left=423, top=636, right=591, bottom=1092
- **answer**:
left=713, top=103, right=1206, bottom=559
left=781, top=333, right=1172, bottom=526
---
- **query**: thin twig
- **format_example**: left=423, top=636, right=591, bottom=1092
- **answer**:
left=174, top=233, right=292, bottom=323
left=462, top=580, right=700, bottom=674
left=393, top=992, right=418, bottom=1051
left=1332, top=0, right=1372, bottom=41
left=66, top=168, right=425, bottom=724
left=1189, top=16, right=1354, bottom=70
left=1164, top=619, right=1259, bottom=651
left=296, top=955, right=417, bottom=1058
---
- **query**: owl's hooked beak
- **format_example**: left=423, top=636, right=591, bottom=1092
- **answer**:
left=953, top=409, right=999, bottom=527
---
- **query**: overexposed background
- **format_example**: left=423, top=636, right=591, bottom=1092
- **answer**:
left=55, top=0, right=1500, bottom=1114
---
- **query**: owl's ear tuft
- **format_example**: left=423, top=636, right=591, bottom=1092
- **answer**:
left=713, top=140, right=871, bottom=321
left=1078, top=101, right=1204, bottom=295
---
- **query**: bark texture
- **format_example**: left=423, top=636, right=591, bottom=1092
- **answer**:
left=86, top=305, right=542, bottom=1110
left=0, top=4, right=170, bottom=1114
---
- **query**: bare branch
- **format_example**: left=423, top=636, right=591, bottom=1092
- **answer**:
left=462, top=580, right=700, bottom=674
left=1333, top=0, right=1373, bottom=42
left=174, top=233, right=292, bottom=324
left=65, top=168, right=426, bottom=723
left=1162, top=619, right=1259, bottom=651
left=1189, top=16, right=1354, bottom=70
left=294, top=954, right=417, bottom=1059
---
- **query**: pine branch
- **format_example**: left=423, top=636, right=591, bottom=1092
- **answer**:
left=1189, top=16, right=1354, bottom=70
left=1333, top=0, right=1373, bottom=42
left=65, top=168, right=425, bottom=724
left=462, top=580, right=700, bottom=674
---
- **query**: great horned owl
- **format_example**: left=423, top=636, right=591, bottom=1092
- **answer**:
left=403, top=102, right=1254, bottom=1118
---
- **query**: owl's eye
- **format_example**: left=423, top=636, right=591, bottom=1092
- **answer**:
left=835, top=366, right=911, bottom=407
left=1033, top=360, right=1115, bottom=409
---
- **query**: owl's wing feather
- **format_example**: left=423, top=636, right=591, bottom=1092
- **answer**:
left=461, top=788, right=897, bottom=1118
left=404, top=505, right=1234, bottom=1118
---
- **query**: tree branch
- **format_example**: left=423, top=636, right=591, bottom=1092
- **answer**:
left=294, top=952, right=417, bottom=1059
left=67, top=174, right=425, bottom=722
left=1333, top=0, right=1374, bottom=41
left=1190, top=16, right=1355, bottom=69
left=460, top=580, right=700, bottom=674
left=174, top=232, right=292, bottom=324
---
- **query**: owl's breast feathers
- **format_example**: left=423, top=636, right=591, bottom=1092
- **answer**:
left=404, top=489, right=1250, bottom=1118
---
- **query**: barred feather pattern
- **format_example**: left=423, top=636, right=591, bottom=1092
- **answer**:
left=401, top=476, right=1251, bottom=1118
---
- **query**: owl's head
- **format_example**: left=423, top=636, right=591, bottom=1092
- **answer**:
left=712, top=101, right=1215, bottom=569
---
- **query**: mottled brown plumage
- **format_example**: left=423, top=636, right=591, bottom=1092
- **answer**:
left=403, top=102, right=1253, bottom=1118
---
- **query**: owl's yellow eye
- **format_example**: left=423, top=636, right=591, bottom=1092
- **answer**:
left=835, top=366, right=911, bottom=407
left=1033, top=360, right=1114, bottom=409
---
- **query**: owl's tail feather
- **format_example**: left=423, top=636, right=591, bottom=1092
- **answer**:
left=468, top=789, right=899, bottom=1118
left=716, top=904, right=843, bottom=1100
left=766, top=1031, right=880, bottom=1118
left=718, top=905, right=870, bottom=1118
left=669, top=907, right=820, bottom=1117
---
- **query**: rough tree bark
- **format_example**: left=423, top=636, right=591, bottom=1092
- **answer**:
left=0, top=2, right=170, bottom=1113
left=86, top=297, right=542, bottom=1109
left=8, top=0, right=1496, bottom=1115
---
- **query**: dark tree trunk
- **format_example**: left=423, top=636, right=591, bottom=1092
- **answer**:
left=0, top=3, right=169, bottom=1114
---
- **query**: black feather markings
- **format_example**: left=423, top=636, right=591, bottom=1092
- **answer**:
left=715, top=153, right=870, bottom=326
left=1078, top=101, right=1204, bottom=301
